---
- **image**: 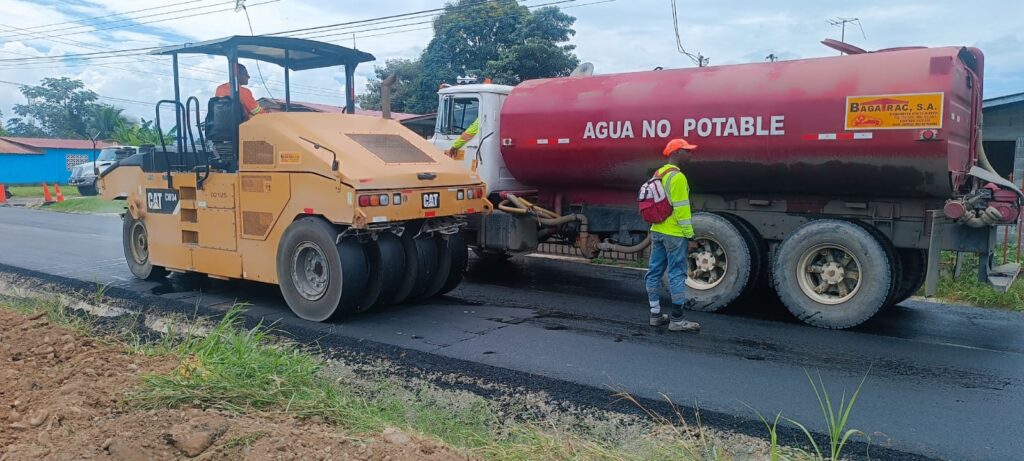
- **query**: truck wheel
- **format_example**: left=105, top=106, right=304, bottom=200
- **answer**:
left=720, top=214, right=769, bottom=301
left=685, top=213, right=753, bottom=312
left=849, top=220, right=902, bottom=307
left=122, top=216, right=168, bottom=281
left=336, top=237, right=369, bottom=314
left=78, top=185, right=98, bottom=196
left=890, top=249, right=927, bottom=306
left=772, top=220, right=891, bottom=329
left=276, top=218, right=365, bottom=321
left=356, top=233, right=406, bottom=312
left=438, top=232, right=469, bottom=296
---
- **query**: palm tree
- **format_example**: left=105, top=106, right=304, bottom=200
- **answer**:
left=89, top=105, right=128, bottom=140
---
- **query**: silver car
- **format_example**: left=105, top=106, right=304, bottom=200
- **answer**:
left=69, top=146, right=138, bottom=195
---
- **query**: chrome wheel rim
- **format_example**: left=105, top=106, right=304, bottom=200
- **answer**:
left=129, top=221, right=149, bottom=264
left=291, top=242, right=330, bottom=301
left=797, top=243, right=862, bottom=305
left=686, top=237, right=727, bottom=290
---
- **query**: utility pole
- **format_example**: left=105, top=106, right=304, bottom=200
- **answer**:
left=827, top=17, right=865, bottom=54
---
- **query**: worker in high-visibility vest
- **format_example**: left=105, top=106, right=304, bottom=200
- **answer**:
left=215, top=64, right=264, bottom=120
left=446, top=117, right=479, bottom=158
left=646, top=138, right=701, bottom=332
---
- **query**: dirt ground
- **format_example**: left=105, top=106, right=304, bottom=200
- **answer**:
left=0, top=308, right=475, bottom=461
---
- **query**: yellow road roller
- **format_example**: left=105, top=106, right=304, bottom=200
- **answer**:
left=98, top=36, right=488, bottom=321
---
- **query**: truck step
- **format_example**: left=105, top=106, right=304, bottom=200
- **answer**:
left=988, top=263, right=1021, bottom=293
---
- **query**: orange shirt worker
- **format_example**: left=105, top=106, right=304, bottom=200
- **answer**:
left=215, top=64, right=263, bottom=120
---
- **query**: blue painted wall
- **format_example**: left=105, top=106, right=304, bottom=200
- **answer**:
left=0, top=148, right=97, bottom=185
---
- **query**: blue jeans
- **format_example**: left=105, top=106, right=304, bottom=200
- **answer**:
left=646, top=232, right=688, bottom=320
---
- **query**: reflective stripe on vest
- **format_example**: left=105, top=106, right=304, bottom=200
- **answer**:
left=677, top=219, right=692, bottom=226
left=672, top=200, right=689, bottom=207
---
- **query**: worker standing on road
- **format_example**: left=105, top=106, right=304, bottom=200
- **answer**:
left=646, top=138, right=701, bottom=332
left=215, top=64, right=263, bottom=120
left=447, top=117, right=479, bottom=159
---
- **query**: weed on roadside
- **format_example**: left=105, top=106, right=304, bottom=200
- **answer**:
left=931, top=246, right=1023, bottom=310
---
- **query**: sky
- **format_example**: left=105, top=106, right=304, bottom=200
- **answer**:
left=0, top=0, right=1020, bottom=123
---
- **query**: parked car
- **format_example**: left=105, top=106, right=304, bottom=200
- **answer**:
left=69, top=146, right=138, bottom=195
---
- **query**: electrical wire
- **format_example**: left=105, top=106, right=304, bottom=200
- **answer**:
left=240, top=3, right=275, bottom=99
left=0, top=1, right=233, bottom=40
left=670, top=0, right=708, bottom=67
left=0, top=0, right=216, bottom=35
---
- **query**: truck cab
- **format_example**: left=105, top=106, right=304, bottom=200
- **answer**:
left=431, top=84, right=526, bottom=194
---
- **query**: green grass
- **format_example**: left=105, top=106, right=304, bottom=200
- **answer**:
left=127, top=307, right=761, bottom=461
left=40, top=197, right=125, bottom=214
left=6, top=184, right=82, bottom=198
left=931, top=245, right=1024, bottom=311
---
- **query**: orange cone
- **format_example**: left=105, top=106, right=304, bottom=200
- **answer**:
left=0, top=184, right=7, bottom=205
left=42, top=182, right=54, bottom=204
left=54, top=184, right=65, bottom=203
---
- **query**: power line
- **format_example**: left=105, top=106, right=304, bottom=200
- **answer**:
left=0, top=0, right=216, bottom=35
left=669, top=0, right=707, bottom=67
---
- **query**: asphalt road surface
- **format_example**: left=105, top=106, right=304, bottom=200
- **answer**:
left=1, top=207, right=1021, bottom=460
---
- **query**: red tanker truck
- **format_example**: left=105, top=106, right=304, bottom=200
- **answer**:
left=430, top=41, right=1022, bottom=329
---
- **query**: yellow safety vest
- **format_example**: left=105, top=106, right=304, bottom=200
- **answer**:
left=451, top=118, right=480, bottom=150
left=650, top=164, right=694, bottom=238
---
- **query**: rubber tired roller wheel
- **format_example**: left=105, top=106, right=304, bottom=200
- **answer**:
left=684, top=213, right=753, bottom=312
left=438, top=232, right=469, bottom=296
left=422, top=234, right=455, bottom=299
left=772, top=219, right=891, bottom=329
left=382, top=230, right=420, bottom=306
left=356, top=232, right=406, bottom=312
left=122, top=215, right=168, bottom=281
left=408, top=235, right=440, bottom=300
left=276, top=218, right=367, bottom=322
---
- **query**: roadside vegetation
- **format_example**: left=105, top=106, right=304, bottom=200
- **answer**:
left=39, top=196, right=124, bottom=214
left=932, top=244, right=1023, bottom=311
left=5, top=184, right=82, bottom=199
left=0, top=290, right=876, bottom=461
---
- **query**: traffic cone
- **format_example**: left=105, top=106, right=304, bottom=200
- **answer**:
left=42, top=182, right=54, bottom=204
left=0, top=184, right=7, bottom=206
left=54, top=184, right=65, bottom=203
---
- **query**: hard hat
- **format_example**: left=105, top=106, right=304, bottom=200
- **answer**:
left=663, top=138, right=697, bottom=157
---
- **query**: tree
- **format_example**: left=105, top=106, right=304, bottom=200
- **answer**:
left=8, top=77, right=101, bottom=138
left=88, top=105, right=129, bottom=140
left=0, top=109, right=7, bottom=136
left=110, top=118, right=171, bottom=146
left=357, top=58, right=424, bottom=113
left=361, top=0, right=579, bottom=114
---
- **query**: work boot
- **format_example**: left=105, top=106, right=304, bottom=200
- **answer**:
left=669, top=318, right=701, bottom=332
left=650, top=313, right=670, bottom=326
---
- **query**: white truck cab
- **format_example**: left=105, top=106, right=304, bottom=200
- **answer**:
left=431, top=84, right=527, bottom=194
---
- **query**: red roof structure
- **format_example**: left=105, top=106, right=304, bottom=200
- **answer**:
left=0, top=137, right=116, bottom=153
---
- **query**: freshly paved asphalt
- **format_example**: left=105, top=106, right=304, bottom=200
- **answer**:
left=1, top=206, right=1021, bottom=460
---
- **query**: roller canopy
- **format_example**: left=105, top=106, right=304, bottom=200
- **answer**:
left=151, top=35, right=375, bottom=71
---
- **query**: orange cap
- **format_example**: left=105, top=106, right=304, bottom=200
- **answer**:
left=663, top=138, right=697, bottom=157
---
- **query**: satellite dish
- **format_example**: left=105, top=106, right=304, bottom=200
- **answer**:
left=570, top=62, right=595, bottom=76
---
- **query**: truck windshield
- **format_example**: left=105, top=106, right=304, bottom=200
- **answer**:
left=438, top=97, right=479, bottom=136
left=97, top=147, right=136, bottom=161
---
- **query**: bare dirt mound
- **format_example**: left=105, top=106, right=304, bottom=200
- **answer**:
left=0, top=308, right=473, bottom=460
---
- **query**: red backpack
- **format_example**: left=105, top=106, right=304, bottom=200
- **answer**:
left=638, top=167, right=679, bottom=224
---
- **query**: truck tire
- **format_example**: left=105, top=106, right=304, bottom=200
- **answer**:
left=685, top=213, right=753, bottom=312
left=276, top=218, right=366, bottom=321
left=890, top=248, right=927, bottom=306
left=356, top=232, right=406, bottom=312
left=720, top=213, right=769, bottom=301
left=78, top=184, right=98, bottom=196
left=772, top=220, right=891, bottom=329
left=849, top=220, right=902, bottom=307
left=437, top=232, right=468, bottom=296
left=122, top=216, right=168, bottom=281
